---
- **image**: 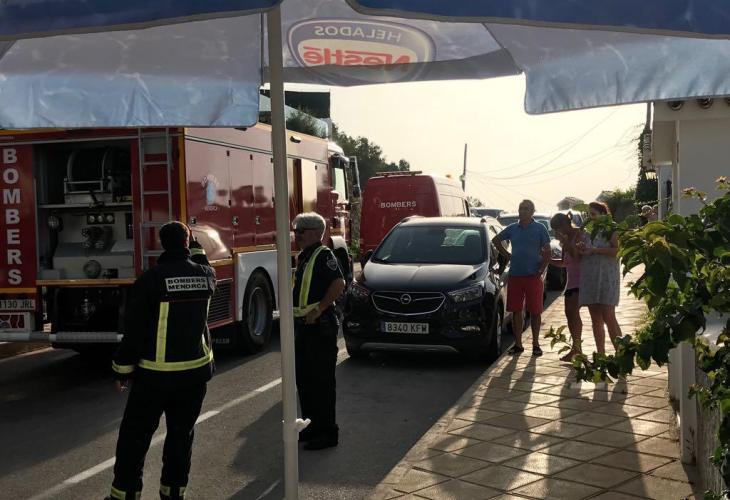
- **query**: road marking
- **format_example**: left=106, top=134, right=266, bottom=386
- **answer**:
left=0, top=347, right=54, bottom=365
left=27, top=378, right=282, bottom=500
left=255, top=479, right=282, bottom=499
left=29, top=346, right=348, bottom=500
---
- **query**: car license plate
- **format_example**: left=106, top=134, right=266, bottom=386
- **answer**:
left=0, top=299, right=35, bottom=311
left=382, top=322, right=429, bottom=334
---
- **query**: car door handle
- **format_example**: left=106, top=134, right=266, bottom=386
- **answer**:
left=255, top=216, right=262, bottom=225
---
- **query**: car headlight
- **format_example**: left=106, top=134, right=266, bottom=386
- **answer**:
left=349, top=281, right=371, bottom=300
left=448, top=284, right=483, bottom=303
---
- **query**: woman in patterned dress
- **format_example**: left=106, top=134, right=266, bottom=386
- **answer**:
left=577, top=202, right=623, bottom=355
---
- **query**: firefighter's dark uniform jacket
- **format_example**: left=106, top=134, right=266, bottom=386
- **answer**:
left=112, top=243, right=216, bottom=383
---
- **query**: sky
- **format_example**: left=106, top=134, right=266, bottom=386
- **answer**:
left=311, top=76, right=647, bottom=213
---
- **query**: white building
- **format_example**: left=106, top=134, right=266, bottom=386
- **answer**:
left=652, top=99, right=728, bottom=491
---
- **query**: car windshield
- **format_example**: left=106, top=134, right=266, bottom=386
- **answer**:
left=373, top=225, right=485, bottom=265
left=498, top=215, right=519, bottom=226
left=470, top=208, right=502, bottom=218
left=498, top=216, right=554, bottom=237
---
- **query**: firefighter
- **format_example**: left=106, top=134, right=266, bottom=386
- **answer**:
left=106, top=221, right=216, bottom=500
left=292, top=212, right=346, bottom=450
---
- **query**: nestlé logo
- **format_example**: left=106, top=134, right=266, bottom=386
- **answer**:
left=288, top=18, right=435, bottom=84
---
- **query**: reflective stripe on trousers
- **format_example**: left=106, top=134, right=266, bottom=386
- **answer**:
left=110, top=485, right=141, bottom=500
left=160, top=484, right=187, bottom=499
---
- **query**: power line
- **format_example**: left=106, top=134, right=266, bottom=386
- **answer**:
left=469, top=142, right=632, bottom=185
left=470, top=176, right=553, bottom=208
left=469, top=145, right=616, bottom=183
left=467, top=122, right=639, bottom=183
left=475, top=109, right=621, bottom=175
left=488, top=148, right=627, bottom=187
left=472, top=183, right=512, bottom=208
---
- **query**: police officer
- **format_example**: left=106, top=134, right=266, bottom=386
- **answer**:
left=292, top=212, right=346, bottom=450
left=106, top=221, right=216, bottom=500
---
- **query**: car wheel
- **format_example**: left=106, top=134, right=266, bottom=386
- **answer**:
left=468, top=307, right=503, bottom=363
left=346, top=342, right=368, bottom=360
left=234, top=271, right=274, bottom=354
left=485, top=308, right=504, bottom=362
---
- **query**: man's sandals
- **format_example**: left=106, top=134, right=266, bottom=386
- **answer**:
left=507, top=345, right=543, bottom=357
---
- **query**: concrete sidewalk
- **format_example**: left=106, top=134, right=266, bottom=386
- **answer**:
left=370, top=277, right=702, bottom=500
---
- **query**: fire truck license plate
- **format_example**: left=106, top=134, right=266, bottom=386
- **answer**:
left=0, top=313, right=30, bottom=332
left=0, top=299, right=35, bottom=311
left=382, top=322, right=429, bottom=334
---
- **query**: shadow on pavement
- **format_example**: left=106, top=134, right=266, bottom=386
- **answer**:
left=0, top=334, right=279, bottom=481
left=229, top=348, right=491, bottom=499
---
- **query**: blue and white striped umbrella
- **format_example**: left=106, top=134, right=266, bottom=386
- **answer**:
left=348, top=0, right=730, bottom=38
left=0, top=1, right=728, bottom=126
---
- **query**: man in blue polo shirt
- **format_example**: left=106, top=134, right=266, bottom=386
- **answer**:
left=492, top=200, right=551, bottom=356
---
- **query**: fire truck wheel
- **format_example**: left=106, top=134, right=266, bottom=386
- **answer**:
left=236, top=272, right=274, bottom=354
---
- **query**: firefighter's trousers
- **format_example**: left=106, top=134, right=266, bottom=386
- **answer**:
left=111, top=375, right=207, bottom=500
left=295, top=319, right=339, bottom=437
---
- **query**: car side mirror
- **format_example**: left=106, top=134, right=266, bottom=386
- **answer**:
left=360, top=250, right=373, bottom=269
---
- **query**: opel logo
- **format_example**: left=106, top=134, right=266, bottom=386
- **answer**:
left=400, top=294, right=412, bottom=305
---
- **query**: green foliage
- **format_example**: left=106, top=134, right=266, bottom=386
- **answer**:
left=635, top=131, right=658, bottom=205
left=636, top=169, right=658, bottom=206
left=599, top=187, right=637, bottom=222
left=331, top=123, right=411, bottom=186
left=348, top=240, right=361, bottom=261
left=285, top=107, right=327, bottom=138
left=549, top=177, right=730, bottom=495
left=467, top=196, right=484, bottom=207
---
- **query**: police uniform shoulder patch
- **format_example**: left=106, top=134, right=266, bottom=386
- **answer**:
left=326, top=254, right=339, bottom=271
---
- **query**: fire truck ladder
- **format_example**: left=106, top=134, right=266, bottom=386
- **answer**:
left=137, top=128, right=174, bottom=269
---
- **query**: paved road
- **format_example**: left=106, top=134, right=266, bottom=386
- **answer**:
left=0, top=331, right=511, bottom=499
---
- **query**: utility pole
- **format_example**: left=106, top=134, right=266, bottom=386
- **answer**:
left=460, top=143, right=467, bottom=191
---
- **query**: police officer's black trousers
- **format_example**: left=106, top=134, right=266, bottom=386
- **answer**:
left=112, top=376, right=207, bottom=499
left=295, top=321, right=339, bottom=437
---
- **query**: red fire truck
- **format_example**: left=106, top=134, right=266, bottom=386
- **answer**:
left=0, top=125, right=357, bottom=354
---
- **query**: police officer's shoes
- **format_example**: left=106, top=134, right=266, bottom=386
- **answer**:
left=303, top=434, right=338, bottom=450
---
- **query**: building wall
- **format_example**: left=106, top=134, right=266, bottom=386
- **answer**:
left=677, top=118, right=730, bottom=214
left=696, top=368, right=725, bottom=495
left=653, top=99, right=730, bottom=216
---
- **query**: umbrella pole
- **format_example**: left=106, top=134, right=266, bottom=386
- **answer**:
left=266, top=6, right=300, bottom=500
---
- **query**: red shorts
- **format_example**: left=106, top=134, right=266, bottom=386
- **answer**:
left=507, top=275, right=544, bottom=315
